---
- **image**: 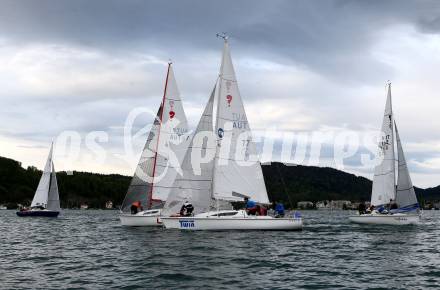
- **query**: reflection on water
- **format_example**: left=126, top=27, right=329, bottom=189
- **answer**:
left=1, top=210, right=439, bottom=289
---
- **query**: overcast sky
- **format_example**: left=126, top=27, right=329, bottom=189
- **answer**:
left=1, top=0, right=439, bottom=188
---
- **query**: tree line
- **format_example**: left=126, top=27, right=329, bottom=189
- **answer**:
left=1, top=156, right=437, bottom=209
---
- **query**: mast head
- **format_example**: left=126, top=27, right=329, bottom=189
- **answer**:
left=386, top=80, right=392, bottom=88
left=216, top=32, right=229, bottom=42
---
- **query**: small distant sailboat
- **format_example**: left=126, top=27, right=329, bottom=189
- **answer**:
left=119, top=63, right=189, bottom=226
left=17, top=143, right=61, bottom=217
left=161, top=36, right=303, bottom=231
left=349, top=83, right=420, bottom=225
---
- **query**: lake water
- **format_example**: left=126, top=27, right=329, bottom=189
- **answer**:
left=1, top=210, right=440, bottom=289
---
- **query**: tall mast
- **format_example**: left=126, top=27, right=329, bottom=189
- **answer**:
left=211, top=33, right=229, bottom=205
left=388, top=81, right=397, bottom=200
left=148, top=62, right=171, bottom=209
left=47, top=142, right=54, bottom=208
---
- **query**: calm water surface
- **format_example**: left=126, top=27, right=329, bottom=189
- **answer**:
left=1, top=210, right=440, bottom=289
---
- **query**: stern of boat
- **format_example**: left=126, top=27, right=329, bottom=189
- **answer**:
left=349, top=213, right=420, bottom=225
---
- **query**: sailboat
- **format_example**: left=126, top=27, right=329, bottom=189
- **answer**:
left=119, top=63, right=190, bottom=226
left=349, top=83, right=420, bottom=225
left=17, top=143, right=61, bottom=217
left=161, top=36, right=303, bottom=231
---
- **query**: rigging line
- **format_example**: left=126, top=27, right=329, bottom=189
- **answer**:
left=275, top=162, right=294, bottom=209
left=176, top=178, right=212, bottom=182
left=212, top=62, right=223, bottom=202
left=156, top=180, right=210, bottom=189
left=170, top=186, right=209, bottom=191
left=373, top=171, right=395, bottom=177
left=215, top=156, right=259, bottom=162
left=396, top=186, right=414, bottom=192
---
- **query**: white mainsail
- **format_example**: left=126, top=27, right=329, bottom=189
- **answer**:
left=121, top=63, right=189, bottom=212
left=31, top=143, right=52, bottom=208
left=371, top=83, right=396, bottom=206
left=31, top=143, right=60, bottom=211
left=163, top=87, right=217, bottom=215
left=212, top=40, right=269, bottom=204
left=395, top=122, right=419, bottom=211
left=151, top=65, right=190, bottom=202
left=163, top=38, right=269, bottom=216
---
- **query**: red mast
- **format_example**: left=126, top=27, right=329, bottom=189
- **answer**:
left=147, top=62, right=171, bottom=209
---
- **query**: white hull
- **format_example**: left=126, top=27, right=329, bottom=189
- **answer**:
left=349, top=213, right=420, bottom=225
left=162, top=210, right=303, bottom=231
left=119, top=209, right=162, bottom=227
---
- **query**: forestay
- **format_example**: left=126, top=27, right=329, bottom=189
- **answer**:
left=371, top=84, right=396, bottom=206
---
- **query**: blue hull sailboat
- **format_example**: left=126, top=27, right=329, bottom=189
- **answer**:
left=17, top=210, right=59, bottom=217
left=17, top=142, right=61, bottom=218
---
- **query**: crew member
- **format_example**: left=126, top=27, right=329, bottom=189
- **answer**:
left=131, top=201, right=142, bottom=214
left=180, top=201, right=194, bottom=217
left=358, top=202, right=366, bottom=215
left=259, top=205, right=268, bottom=216
left=244, top=197, right=257, bottom=215
left=275, top=202, right=285, bottom=218
left=389, top=199, right=398, bottom=210
left=366, top=205, right=375, bottom=214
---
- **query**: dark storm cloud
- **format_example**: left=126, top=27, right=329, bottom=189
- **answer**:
left=1, top=0, right=440, bottom=186
left=1, top=0, right=439, bottom=83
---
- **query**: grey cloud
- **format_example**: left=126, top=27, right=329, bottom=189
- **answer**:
left=0, top=0, right=439, bottom=83
left=1, top=0, right=440, bottom=186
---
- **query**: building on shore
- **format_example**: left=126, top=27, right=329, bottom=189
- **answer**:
left=316, top=201, right=330, bottom=210
left=349, top=202, right=360, bottom=210
left=330, top=200, right=352, bottom=210
left=315, top=200, right=360, bottom=210
left=297, top=201, right=314, bottom=209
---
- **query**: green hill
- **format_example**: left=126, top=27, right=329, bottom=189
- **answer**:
left=0, top=156, right=438, bottom=209
left=0, top=156, right=130, bottom=209
left=261, top=163, right=435, bottom=207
